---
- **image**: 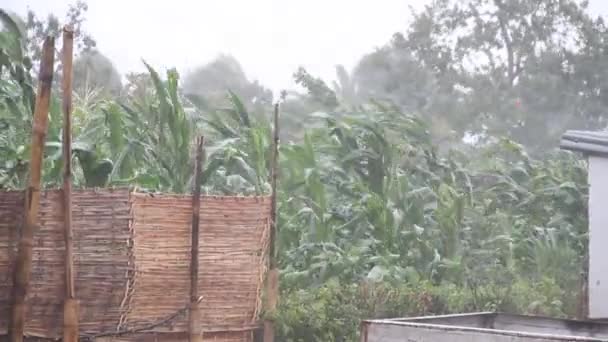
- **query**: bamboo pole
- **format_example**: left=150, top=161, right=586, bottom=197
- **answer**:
left=61, top=26, right=79, bottom=342
left=264, top=103, right=280, bottom=342
left=9, top=36, right=56, bottom=342
left=189, top=136, right=205, bottom=342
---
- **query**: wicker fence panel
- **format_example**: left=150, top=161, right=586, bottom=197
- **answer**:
left=0, top=190, right=270, bottom=342
left=123, top=194, right=270, bottom=335
left=0, top=189, right=132, bottom=338
left=0, top=191, right=23, bottom=334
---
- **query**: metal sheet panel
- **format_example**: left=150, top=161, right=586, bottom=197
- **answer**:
left=363, top=321, right=607, bottom=342
left=363, top=313, right=608, bottom=342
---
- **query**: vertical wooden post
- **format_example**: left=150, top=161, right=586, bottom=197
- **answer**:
left=189, top=136, right=205, bottom=342
left=61, top=26, right=79, bottom=342
left=264, top=103, right=280, bottom=342
left=9, top=36, right=56, bottom=342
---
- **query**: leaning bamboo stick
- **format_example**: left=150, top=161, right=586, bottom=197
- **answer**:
left=269, top=104, right=280, bottom=274
left=9, top=36, right=56, bottom=342
left=264, top=103, right=280, bottom=342
left=189, top=136, right=205, bottom=342
left=61, top=26, right=79, bottom=342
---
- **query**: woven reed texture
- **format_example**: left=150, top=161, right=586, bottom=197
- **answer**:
left=123, top=194, right=270, bottom=334
left=0, top=333, right=254, bottom=342
left=95, top=330, right=254, bottom=342
left=0, top=190, right=270, bottom=342
left=0, top=189, right=132, bottom=338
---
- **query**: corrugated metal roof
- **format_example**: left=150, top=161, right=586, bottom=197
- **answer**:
left=560, top=130, right=608, bottom=156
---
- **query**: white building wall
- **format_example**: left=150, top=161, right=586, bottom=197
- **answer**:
left=589, top=156, right=608, bottom=318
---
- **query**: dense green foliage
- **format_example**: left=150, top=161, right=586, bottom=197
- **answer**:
left=277, top=277, right=571, bottom=341
left=0, top=2, right=595, bottom=341
left=271, top=110, right=587, bottom=341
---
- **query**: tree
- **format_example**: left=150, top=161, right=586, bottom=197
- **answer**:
left=24, top=0, right=96, bottom=64
left=293, top=66, right=339, bottom=110
left=418, top=0, right=608, bottom=148
left=182, top=54, right=273, bottom=113
left=73, top=50, right=122, bottom=96
left=353, top=44, right=438, bottom=113
left=352, top=0, right=608, bottom=150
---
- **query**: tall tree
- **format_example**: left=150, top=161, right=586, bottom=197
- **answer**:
left=353, top=44, right=438, bottom=113
left=353, top=0, right=608, bottom=150
left=24, top=0, right=95, bottom=64
left=73, top=50, right=122, bottom=96
left=183, top=54, right=273, bottom=113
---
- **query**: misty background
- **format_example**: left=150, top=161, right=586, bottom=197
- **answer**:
left=5, top=0, right=608, bottom=91
left=4, top=0, right=423, bottom=91
left=5, top=0, right=608, bottom=152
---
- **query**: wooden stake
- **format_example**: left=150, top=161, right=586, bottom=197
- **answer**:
left=9, top=36, right=55, bottom=342
left=189, top=136, right=205, bottom=342
left=269, top=105, right=279, bottom=270
left=264, top=103, right=280, bottom=342
left=61, top=26, right=79, bottom=342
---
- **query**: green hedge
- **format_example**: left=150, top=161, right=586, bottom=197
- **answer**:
left=274, top=276, right=577, bottom=342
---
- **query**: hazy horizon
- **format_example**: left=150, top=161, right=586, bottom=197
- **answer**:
left=5, top=0, right=608, bottom=93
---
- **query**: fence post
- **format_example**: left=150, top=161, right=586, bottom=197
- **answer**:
left=190, top=136, right=205, bottom=342
left=9, top=36, right=56, bottom=342
left=264, top=103, right=280, bottom=342
left=61, top=26, right=79, bottom=342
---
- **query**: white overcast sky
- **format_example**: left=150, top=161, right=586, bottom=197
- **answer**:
left=4, top=0, right=608, bottom=93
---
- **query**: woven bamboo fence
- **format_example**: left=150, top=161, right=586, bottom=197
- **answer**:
left=0, top=189, right=271, bottom=341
